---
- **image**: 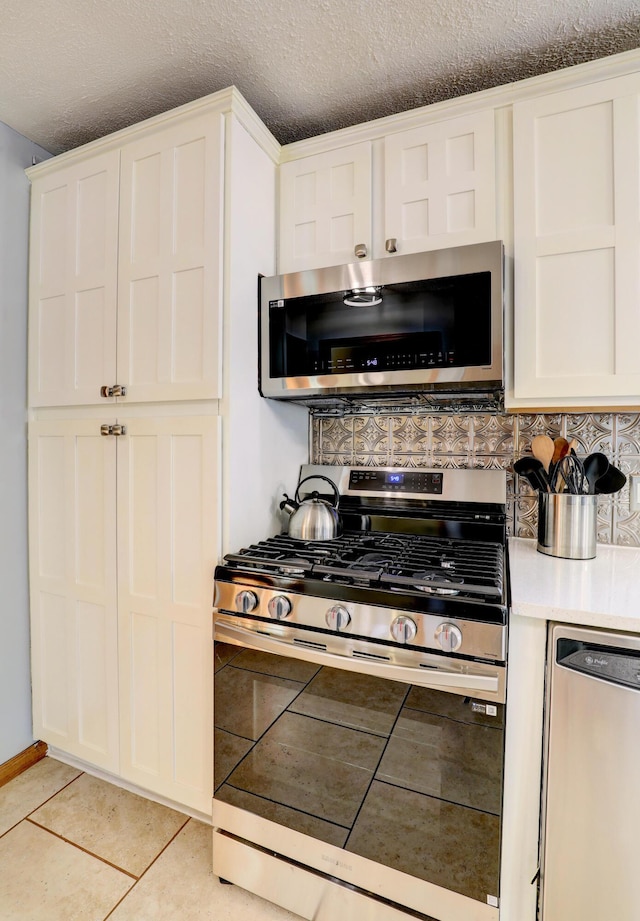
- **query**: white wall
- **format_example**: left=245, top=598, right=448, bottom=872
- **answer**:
left=0, top=123, right=50, bottom=764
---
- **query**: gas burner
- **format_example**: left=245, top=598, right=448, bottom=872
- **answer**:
left=412, top=572, right=463, bottom=595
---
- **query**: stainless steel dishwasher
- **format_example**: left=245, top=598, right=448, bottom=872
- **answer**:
left=542, top=623, right=640, bottom=921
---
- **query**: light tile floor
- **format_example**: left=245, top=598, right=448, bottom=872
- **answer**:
left=0, top=756, right=301, bottom=921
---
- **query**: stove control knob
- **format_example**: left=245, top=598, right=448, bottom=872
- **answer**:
left=268, top=595, right=292, bottom=620
left=235, top=590, right=259, bottom=614
left=390, top=615, right=417, bottom=644
left=325, top=604, right=351, bottom=631
left=435, top=622, right=463, bottom=652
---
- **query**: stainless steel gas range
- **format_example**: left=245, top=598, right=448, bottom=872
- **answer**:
left=212, top=465, right=509, bottom=921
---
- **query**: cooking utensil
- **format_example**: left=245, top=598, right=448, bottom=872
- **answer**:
left=280, top=474, right=341, bottom=540
left=594, top=464, right=627, bottom=495
left=583, top=453, right=609, bottom=495
left=552, top=453, right=588, bottom=495
left=552, top=437, right=571, bottom=466
left=514, top=456, right=550, bottom=492
left=549, top=437, right=571, bottom=492
left=531, top=434, right=555, bottom=473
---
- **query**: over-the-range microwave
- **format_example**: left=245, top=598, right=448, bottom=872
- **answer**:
left=259, top=241, right=504, bottom=406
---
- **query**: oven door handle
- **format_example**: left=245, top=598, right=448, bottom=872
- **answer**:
left=215, top=621, right=503, bottom=698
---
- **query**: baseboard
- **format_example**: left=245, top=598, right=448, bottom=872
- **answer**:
left=0, top=741, right=48, bottom=788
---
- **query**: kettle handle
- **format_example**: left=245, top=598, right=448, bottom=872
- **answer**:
left=295, top=475, right=340, bottom=509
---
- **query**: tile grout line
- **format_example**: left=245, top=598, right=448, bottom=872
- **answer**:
left=101, top=815, right=192, bottom=921
left=0, top=768, right=85, bottom=842
left=25, top=816, right=139, bottom=880
left=3, top=759, right=195, bottom=921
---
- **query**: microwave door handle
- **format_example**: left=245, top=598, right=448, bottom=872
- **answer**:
left=214, top=621, right=501, bottom=697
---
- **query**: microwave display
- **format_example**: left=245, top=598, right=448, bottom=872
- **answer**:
left=268, top=272, right=491, bottom=379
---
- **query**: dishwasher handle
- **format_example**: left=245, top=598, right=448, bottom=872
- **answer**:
left=557, top=637, right=640, bottom=692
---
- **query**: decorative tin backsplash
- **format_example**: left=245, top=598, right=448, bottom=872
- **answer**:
left=310, top=412, right=640, bottom=546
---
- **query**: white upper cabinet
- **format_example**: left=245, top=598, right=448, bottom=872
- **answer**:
left=118, top=113, right=224, bottom=402
left=278, top=110, right=497, bottom=273
left=28, top=111, right=224, bottom=407
left=383, top=111, right=496, bottom=257
left=28, top=153, right=120, bottom=407
left=512, top=73, right=640, bottom=406
left=278, top=142, right=372, bottom=272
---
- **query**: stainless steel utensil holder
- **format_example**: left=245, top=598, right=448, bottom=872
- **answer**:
left=537, top=493, right=597, bottom=560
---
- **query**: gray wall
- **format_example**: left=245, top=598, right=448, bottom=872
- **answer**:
left=0, top=123, right=50, bottom=764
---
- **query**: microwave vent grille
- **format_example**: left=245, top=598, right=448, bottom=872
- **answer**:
left=305, top=388, right=505, bottom=417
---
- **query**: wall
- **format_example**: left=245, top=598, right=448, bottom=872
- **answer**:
left=0, top=124, right=50, bottom=764
left=311, top=410, right=640, bottom=546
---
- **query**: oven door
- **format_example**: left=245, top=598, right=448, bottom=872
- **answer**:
left=213, top=618, right=505, bottom=921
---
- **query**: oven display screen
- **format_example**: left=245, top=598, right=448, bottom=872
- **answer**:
left=349, top=470, right=443, bottom=494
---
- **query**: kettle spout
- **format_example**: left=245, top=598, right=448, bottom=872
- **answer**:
left=279, top=493, right=298, bottom=518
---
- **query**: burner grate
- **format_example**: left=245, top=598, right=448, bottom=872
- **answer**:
left=224, top=531, right=504, bottom=601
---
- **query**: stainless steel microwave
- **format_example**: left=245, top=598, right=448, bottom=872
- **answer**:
left=259, top=241, right=504, bottom=404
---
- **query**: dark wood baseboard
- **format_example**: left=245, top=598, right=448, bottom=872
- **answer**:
left=0, top=741, right=48, bottom=788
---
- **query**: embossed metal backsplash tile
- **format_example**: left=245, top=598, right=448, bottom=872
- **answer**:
left=311, top=411, right=640, bottom=546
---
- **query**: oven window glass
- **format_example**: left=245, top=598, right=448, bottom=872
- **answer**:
left=268, top=272, right=492, bottom=379
left=214, top=642, right=505, bottom=905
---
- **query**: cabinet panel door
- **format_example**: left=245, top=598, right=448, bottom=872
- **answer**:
left=279, top=142, right=372, bottom=272
left=384, top=111, right=496, bottom=257
left=28, top=153, right=119, bottom=407
left=117, top=416, right=219, bottom=812
left=513, top=74, right=640, bottom=403
left=29, top=420, right=119, bottom=770
left=118, top=113, right=224, bottom=402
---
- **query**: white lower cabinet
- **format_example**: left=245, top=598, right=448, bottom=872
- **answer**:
left=117, top=416, right=218, bottom=808
left=29, top=414, right=218, bottom=813
left=29, top=419, right=119, bottom=772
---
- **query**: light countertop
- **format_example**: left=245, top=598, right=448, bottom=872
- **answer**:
left=509, top=537, right=640, bottom=633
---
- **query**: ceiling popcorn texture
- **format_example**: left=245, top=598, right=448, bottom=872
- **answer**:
left=2, top=0, right=639, bottom=154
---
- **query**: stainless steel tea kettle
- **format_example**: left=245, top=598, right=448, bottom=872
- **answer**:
left=280, top=475, right=341, bottom=540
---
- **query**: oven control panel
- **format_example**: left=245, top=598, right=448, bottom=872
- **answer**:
left=214, top=581, right=507, bottom=663
left=349, top=469, right=443, bottom=494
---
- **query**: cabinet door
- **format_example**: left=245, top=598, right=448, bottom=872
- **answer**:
left=513, top=74, right=640, bottom=404
left=28, top=153, right=120, bottom=407
left=383, top=111, right=496, bottom=257
left=118, top=113, right=224, bottom=402
left=117, top=415, right=219, bottom=813
left=279, top=142, right=372, bottom=272
left=28, top=420, right=119, bottom=770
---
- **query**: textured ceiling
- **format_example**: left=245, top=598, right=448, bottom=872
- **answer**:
left=2, top=0, right=639, bottom=155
